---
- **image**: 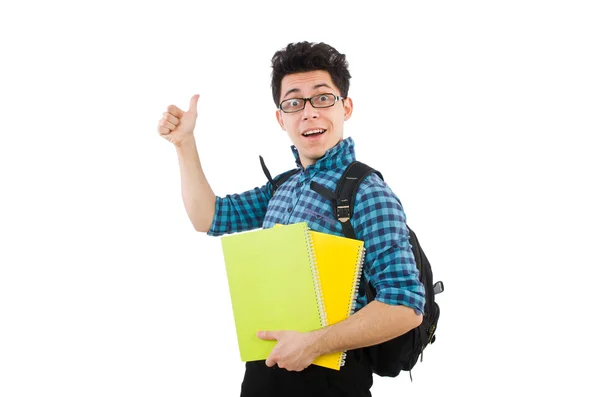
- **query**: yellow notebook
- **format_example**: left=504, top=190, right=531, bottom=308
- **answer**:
left=274, top=224, right=366, bottom=370
left=308, top=229, right=365, bottom=370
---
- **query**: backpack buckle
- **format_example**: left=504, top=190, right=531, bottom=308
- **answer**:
left=336, top=200, right=350, bottom=222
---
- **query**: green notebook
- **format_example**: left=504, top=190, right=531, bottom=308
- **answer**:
left=220, top=222, right=326, bottom=362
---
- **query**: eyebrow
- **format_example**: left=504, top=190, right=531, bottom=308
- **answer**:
left=283, top=83, right=333, bottom=99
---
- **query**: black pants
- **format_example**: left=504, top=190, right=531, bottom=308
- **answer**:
left=240, top=349, right=373, bottom=397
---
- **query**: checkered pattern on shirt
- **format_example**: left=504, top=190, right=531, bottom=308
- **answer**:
left=208, top=137, right=425, bottom=314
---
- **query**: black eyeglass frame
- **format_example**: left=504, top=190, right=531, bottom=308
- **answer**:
left=278, top=93, right=344, bottom=113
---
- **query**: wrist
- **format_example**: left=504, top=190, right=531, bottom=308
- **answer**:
left=175, top=136, right=197, bottom=151
left=309, top=327, right=329, bottom=357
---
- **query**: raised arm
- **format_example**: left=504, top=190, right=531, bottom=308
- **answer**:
left=157, top=95, right=216, bottom=232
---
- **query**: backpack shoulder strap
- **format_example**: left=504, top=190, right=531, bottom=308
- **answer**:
left=336, top=161, right=384, bottom=220
left=309, top=161, right=383, bottom=239
left=260, top=155, right=301, bottom=195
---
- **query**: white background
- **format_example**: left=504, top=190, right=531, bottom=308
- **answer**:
left=1, top=1, right=599, bottom=396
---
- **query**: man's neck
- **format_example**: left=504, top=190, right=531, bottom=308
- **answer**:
left=299, top=155, right=316, bottom=169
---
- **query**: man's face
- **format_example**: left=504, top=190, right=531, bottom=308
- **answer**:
left=276, top=70, right=353, bottom=168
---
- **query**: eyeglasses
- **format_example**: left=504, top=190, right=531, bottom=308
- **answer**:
left=279, top=93, right=344, bottom=113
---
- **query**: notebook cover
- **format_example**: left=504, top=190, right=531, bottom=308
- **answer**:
left=309, top=229, right=365, bottom=370
left=221, top=222, right=326, bottom=362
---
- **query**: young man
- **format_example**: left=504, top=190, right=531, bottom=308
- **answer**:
left=157, top=41, right=425, bottom=397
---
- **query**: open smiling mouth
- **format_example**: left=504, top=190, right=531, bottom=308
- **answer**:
left=302, top=129, right=326, bottom=137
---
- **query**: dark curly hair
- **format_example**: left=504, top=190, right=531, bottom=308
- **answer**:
left=271, top=41, right=351, bottom=107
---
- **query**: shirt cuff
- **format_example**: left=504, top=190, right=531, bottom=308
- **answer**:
left=207, top=196, right=225, bottom=236
left=375, top=286, right=425, bottom=315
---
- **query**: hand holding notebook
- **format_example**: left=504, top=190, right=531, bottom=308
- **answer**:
left=256, top=329, right=320, bottom=371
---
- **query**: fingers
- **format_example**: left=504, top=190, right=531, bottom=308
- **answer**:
left=157, top=125, right=170, bottom=135
left=167, top=104, right=184, bottom=118
left=257, top=331, right=278, bottom=341
left=162, top=112, right=179, bottom=126
left=265, top=355, right=277, bottom=367
left=165, top=94, right=199, bottom=118
left=157, top=113, right=179, bottom=135
left=188, top=94, right=200, bottom=112
left=159, top=119, right=176, bottom=131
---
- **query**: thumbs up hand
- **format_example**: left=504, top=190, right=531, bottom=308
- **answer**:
left=157, top=94, right=200, bottom=147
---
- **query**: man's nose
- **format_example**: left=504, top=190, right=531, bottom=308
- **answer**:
left=302, top=100, right=320, bottom=120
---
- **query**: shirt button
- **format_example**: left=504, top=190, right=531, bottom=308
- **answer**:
left=287, top=207, right=292, bottom=213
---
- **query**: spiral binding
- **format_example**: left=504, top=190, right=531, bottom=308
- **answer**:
left=348, top=246, right=366, bottom=317
left=303, top=224, right=327, bottom=329
left=337, top=245, right=367, bottom=369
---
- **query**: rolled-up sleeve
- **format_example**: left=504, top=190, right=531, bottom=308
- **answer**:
left=352, top=175, right=425, bottom=314
left=207, top=183, right=272, bottom=236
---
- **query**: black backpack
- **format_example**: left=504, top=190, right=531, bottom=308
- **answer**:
left=260, top=157, right=444, bottom=380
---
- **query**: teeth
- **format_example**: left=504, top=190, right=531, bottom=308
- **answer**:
left=303, top=129, right=325, bottom=136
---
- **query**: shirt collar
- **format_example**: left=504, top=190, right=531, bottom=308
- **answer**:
left=291, top=136, right=356, bottom=172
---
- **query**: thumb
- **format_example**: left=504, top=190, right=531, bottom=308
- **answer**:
left=188, top=94, right=200, bottom=112
left=257, top=331, right=279, bottom=341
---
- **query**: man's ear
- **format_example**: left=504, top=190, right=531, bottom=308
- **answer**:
left=343, top=97, right=353, bottom=121
left=276, top=110, right=286, bottom=131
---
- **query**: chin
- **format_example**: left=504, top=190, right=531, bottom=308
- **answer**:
left=295, top=135, right=342, bottom=163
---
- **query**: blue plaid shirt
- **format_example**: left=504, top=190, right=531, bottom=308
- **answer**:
left=208, top=137, right=425, bottom=314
